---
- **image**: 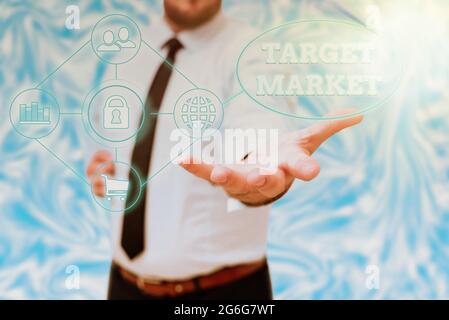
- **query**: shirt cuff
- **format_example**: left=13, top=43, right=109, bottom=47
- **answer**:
left=226, top=197, right=272, bottom=213
left=226, top=198, right=250, bottom=213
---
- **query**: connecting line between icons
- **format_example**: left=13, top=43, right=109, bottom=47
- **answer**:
left=148, top=112, right=173, bottom=116
left=35, top=139, right=90, bottom=186
left=141, top=137, right=201, bottom=188
left=33, top=39, right=199, bottom=92
left=25, top=17, right=213, bottom=196
left=222, top=90, right=244, bottom=107
left=140, top=88, right=240, bottom=185
left=60, top=112, right=82, bottom=115
left=35, top=40, right=91, bottom=89
left=141, top=39, right=199, bottom=89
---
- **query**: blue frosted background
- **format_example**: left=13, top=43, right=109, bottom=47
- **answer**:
left=1, top=0, right=449, bottom=299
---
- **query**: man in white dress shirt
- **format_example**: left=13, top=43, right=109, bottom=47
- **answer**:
left=87, top=0, right=363, bottom=300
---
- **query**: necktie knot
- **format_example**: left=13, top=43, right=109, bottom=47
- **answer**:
left=163, top=38, right=183, bottom=60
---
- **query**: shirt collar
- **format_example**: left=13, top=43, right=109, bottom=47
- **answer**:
left=177, top=12, right=226, bottom=52
left=149, top=11, right=226, bottom=53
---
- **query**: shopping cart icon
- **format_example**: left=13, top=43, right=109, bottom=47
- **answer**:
left=101, top=174, right=129, bottom=201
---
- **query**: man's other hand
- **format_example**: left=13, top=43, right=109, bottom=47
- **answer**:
left=86, top=150, right=115, bottom=197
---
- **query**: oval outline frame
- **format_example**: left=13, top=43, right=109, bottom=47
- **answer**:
left=236, top=19, right=404, bottom=120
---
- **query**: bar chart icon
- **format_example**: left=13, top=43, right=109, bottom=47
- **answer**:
left=19, top=102, right=51, bottom=125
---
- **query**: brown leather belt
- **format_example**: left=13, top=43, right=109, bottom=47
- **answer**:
left=116, top=259, right=266, bottom=298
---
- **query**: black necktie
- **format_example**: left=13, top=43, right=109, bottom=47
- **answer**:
left=121, top=38, right=183, bottom=259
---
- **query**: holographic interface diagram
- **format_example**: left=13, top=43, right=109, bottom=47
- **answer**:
left=9, top=14, right=398, bottom=212
left=9, top=14, right=227, bottom=213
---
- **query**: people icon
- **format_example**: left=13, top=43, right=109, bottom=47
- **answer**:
left=97, top=30, right=120, bottom=52
left=97, top=27, right=136, bottom=53
left=116, top=27, right=136, bottom=48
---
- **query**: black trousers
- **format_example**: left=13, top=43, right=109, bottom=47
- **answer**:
left=107, top=262, right=273, bottom=300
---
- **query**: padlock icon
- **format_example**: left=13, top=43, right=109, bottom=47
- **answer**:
left=103, top=95, right=129, bottom=129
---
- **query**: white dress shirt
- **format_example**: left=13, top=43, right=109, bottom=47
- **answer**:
left=110, top=12, right=293, bottom=280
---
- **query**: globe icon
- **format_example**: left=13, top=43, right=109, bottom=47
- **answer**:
left=180, top=96, right=217, bottom=130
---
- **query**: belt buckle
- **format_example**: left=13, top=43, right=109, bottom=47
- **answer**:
left=137, top=276, right=162, bottom=290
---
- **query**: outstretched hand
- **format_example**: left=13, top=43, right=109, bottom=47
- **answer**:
left=180, top=113, right=363, bottom=206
